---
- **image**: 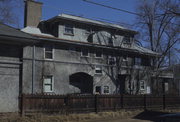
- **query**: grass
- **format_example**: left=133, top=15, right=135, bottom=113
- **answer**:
left=1, top=109, right=179, bottom=122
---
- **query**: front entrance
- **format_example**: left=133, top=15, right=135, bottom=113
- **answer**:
left=69, top=72, right=93, bottom=94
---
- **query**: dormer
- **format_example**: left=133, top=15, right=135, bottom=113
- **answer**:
left=37, top=14, right=137, bottom=48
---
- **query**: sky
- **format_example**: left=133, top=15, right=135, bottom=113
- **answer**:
left=16, top=0, right=139, bottom=29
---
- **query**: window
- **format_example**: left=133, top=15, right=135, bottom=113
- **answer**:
left=164, top=82, right=169, bottom=93
left=123, top=55, right=128, bottom=61
left=134, top=57, right=141, bottom=65
left=95, top=86, right=101, bottom=94
left=95, top=66, right=102, bottom=74
left=108, top=56, right=116, bottom=65
left=81, top=49, right=89, bottom=57
left=69, top=46, right=76, bottom=52
left=140, top=80, right=145, bottom=90
left=123, top=36, right=131, bottom=43
left=104, top=86, right=110, bottom=94
left=95, top=50, right=103, bottom=58
left=108, top=37, right=113, bottom=46
left=43, top=76, right=54, bottom=93
left=64, top=24, right=74, bottom=35
left=44, top=46, right=53, bottom=59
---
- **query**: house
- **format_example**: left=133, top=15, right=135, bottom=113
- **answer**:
left=21, top=0, right=159, bottom=95
left=0, top=0, right=161, bottom=112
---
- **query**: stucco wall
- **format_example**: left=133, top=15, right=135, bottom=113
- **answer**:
left=0, top=44, right=21, bottom=112
left=22, top=45, right=119, bottom=94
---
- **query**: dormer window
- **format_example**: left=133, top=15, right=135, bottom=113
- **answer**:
left=123, top=36, right=131, bottom=43
left=64, top=24, right=74, bottom=35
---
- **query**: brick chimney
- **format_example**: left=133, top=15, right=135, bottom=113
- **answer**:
left=24, top=0, right=42, bottom=27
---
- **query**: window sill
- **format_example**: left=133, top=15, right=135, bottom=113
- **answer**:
left=80, top=56, right=90, bottom=58
left=95, top=57, right=103, bottom=59
left=95, top=73, right=102, bottom=75
left=44, top=58, right=54, bottom=61
left=64, top=33, right=74, bottom=36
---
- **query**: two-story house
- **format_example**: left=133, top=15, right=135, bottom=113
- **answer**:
left=0, top=0, right=162, bottom=113
left=21, top=0, right=159, bottom=95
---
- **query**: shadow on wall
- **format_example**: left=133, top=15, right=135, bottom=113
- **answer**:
left=69, top=72, right=93, bottom=94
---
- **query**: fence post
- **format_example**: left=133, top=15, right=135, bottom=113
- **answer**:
left=121, top=94, right=124, bottom=109
left=95, top=94, right=99, bottom=113
left=144, top=94, right=146, bottom=110
left=21, top=94, right=25, bottom=116
left=65, top=95, right=71, bottom=114
left=163, top=94, right=166, bottom=110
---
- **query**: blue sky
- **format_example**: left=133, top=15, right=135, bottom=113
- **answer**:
left=16, top=0, right=139, bottom=29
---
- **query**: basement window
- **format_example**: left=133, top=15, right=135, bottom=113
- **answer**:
left=95, top=66, right=102, bottom=74
left=43, top=76, right=54, bottom=93
left=64, top=24, right=74, bottom=35
left=44, top=45, right=54, bottom=60
left=103, top=86, right=110, bottom=94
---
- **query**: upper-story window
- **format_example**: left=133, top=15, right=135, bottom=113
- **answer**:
left=64, top=24, right=74, bottom=35
left=44, top=45, right=54, bottom=60
left=123, top=36, right=131, bottom=43
left=81, top=49, right=89, bottom=57
left=134, top=57, right=142, bottom=66
left=95, top=50, right=103, bottom=58
left=123, top=55, right=128, bottom=62
left=108, top=56, right=116, bottom=65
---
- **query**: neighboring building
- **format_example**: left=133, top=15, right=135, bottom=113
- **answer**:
left=0, top=24, right=36, bottom=112
left=152, top=64, right=180, bottom=95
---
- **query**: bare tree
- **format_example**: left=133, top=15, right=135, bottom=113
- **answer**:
left=135, top=0, right=180, bottom=68
left=0, top=0, right=23, bottom=26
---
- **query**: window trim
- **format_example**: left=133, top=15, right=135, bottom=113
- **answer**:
left=44, top=45, right=54, bottom=60
left=95, top=65, right=103, bottom=74
left=43, top=75, right=54, bottom=93
left=81, top=49, right=89, bottom=57
left=64, top=24, right=74, bottom=35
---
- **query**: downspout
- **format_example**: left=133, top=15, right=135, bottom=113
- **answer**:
left=32, top=45, right=35, bottom=94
